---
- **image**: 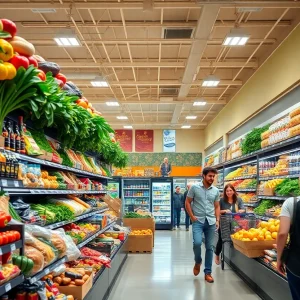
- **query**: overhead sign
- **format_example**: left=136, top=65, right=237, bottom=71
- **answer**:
left=163, top=130, right=176, bottom=152
left=115, top=130, right=133, bottom=152
left=135, top=130, right=154, bottom=152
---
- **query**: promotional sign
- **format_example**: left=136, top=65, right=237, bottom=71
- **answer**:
left=135, top=130, right=154, bottom=152
left=115, top=130, right=133, bottom=152
left=163, top=130, right=176, bottom=152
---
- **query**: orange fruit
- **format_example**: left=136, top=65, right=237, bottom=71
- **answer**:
left=243, top=232, right=249, bottom=238
left=248, top=233, right=254, bottom=240
left=266, top=235, right=273, bottom=240
left=271, top=232, right=278, bottom=239
left=252, top=238, right=258, bottom=241
left=269, top=225, right=276, bottom=233
left=257, top=235, right=264, bottom=241
left=265, top=231, right=271, bottom=237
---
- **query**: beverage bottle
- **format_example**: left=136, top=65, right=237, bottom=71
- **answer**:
left=2, top=121, right=9, bottom=151
left=7, top=121, right=15, bottom=152
left=15, top=125, right=21, bottom=153
left=0, top=150, right=6, bottom=177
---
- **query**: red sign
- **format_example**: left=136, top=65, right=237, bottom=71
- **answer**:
left=115, top=130, right=133, bottom=152
left=135, top=130, right=154, bottom=152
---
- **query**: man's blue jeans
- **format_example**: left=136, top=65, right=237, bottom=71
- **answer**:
left=192, top=219, right=216, bottom=274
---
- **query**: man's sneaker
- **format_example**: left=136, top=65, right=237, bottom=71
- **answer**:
left=186, top=228, right=189, bottom=231
left=205, top=274, right=214, bottom=283
left=193, top=263, right=201, bottom=276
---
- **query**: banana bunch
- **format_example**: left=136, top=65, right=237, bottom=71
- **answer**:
left=265, top=179, right=284, bottom=189
left=225, top=167, right=244, bottom=179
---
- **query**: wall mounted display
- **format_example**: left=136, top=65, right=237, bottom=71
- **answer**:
left=115, top=130, right=133, bottom=152
left=135, top=130, right=154, bottom=152
left=163, top=130, right=176, bottom=152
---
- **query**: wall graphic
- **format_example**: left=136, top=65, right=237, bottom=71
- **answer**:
left=135, top=130, right=154, bottom=152
left=115, top=130, right=133, bottom=152
left=163, top=130, right=176, bottom=152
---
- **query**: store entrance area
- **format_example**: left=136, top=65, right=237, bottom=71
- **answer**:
left=108, top=230, right=260, bottom=300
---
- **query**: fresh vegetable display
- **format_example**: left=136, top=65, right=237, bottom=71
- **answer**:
left=124, top=212, right=151, bottom=219
left=274, top=178, right=300, bottom=196
left=0, top=230, right=20, bottom=244
left=254, top=200, right=278, bottom=216
left=0, top=39, right=14, bottom=61
left=0, top=210, right=11, bottom=227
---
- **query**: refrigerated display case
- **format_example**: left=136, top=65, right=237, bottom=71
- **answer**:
left=122, top=178, right=151, bottom=213
left=173, top=177, right=202, bottom=225
left=151, top=177, right=173, bottom=230
left=107, top=176, right=122, bottom=199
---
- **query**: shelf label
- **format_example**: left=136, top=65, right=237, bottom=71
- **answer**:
left=31, top=277, right=37, bottom=283
left=1, top=179, right=8, bottom=187
left=0, top=249, right=2, bottom=255
left=14, top=181, right=19, bottom=187
left=44, top=268, right=50, bottom=275
left=11, top=244, right=16, bottom=251
left=5, top=283, right=11, bottom=292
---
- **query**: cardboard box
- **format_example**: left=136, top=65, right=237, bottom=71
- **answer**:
left=232, top=238, right=274, bottom=258
left=57, top=273, right=93, bottom=300
left=263, top=187, right=274, bottom=196
left=102, top=195, right=121, bottom=213
left=123, top=217, right=155, bottom=247
left=125, top=232, right=153, bottom=253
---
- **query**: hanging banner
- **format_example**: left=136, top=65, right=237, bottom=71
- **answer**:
left=135, top=130, right=154, bottom=152
left=163, top=130, right=176, bottom=152
left=115, top=130, right=133, bottom=152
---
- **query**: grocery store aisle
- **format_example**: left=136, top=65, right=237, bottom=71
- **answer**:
left=108, top=230, right=261, bottom=300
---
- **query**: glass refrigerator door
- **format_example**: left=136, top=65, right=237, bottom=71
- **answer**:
left=152, top=182, right=172, bottom=224
left=187, top=178, right=202, bottom=186
left=107, top=181, right=120, bottom=199
left=173, top=178, right=186, bottom=193
left=123, top=179, right=151, bottom=213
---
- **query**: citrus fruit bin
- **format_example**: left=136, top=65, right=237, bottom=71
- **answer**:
left=230, top=218, right=280, bottom=258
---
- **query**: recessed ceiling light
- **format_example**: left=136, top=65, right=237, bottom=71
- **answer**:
left=117, top=116, right=128, bottom=120
left=54, top=37, right=80, bottom=46
left=193, top=101, right=207, bottom=106
left=106, top=101, right=119, bottom=106
left=181, top=125, right=191, bottom=129
left=32, top=8, right=57, bottom=13
left=91, top=80, right=109, bottom=87
left=202, top=75, right=220, bottom=87
left=223, top=28, right=250, bottom=46
left=124, top=125, right=133, bottom=129
left=186, top=116, right=197, bottom=120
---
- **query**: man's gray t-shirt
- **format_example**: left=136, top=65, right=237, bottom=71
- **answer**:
left=187, top=181, right=220, bottom=225
left=280, top=197, right=300, bottom=222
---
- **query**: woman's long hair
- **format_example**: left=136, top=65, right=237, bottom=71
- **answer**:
left=223, top=183, right=238, bottom=204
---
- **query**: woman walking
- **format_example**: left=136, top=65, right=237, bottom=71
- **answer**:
left=215, top=184, right=245, bottom=265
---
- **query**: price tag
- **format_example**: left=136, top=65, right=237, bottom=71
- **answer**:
left=14, top=181, right=19, bottom=187
left=10, top=244, right=16, bottom=251
left=31, top=277, right=37, bottom=284
left=0, top=249, right=2, bottom=255
left=5, top=283, right=11, bottom=292
left=1, top=179, right=8, bottom=187
left=44, top=268, right=50, bottom=275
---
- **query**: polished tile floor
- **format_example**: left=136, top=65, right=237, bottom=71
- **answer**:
left=108, top=230, right=261, bottom=300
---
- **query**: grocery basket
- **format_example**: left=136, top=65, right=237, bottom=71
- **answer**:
left=219, top=213, right=256, bottom=270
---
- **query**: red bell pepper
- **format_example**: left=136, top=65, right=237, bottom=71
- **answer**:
left=9, top=55, right=29, bottom=69
left=27, top=56, right=38, bottom=67
left=0, top=19, right=17, bottom=38
left=55, top=73, right=67, bottom=84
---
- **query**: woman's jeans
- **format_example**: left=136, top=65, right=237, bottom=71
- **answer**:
left=287, top=268, right=300, bottom=300
left=192, top=219, right=216, bottom=274
left=215, top=227, right=222, bottom=256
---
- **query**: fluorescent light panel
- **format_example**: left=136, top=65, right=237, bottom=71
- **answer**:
left=193, top=101, right=207, bottom=106
left=54, top=37, right=80, bottom=46
left=186, top=116, right=197, bottom=120
left=91, top=81, right=109, bottom=87
left=202, top=75, right=220, bottom=87
left=181, top=125, right=191, bottom=129
left=124, top=125, right=133, bottom=129
left=106, top=101, right=119, bottom=106
left=117, top=116, right=128, bottom=120
left=223, top=28, right=250, bottom=46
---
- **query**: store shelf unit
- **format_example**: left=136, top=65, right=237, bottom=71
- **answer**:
left=0, top=275, right=24, bottom=297
left=211, top=135, right=300, bottom=300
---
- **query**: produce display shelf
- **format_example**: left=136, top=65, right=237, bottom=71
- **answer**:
left=255, top=214, right=278, bottom=221
left=0, top=275, right=24, bottom=297
left=45, top=208, right=109, bottom=230
left=7, top=151, right=111, bottom=180
left=259, top=174, right=300, bottom=180
left=211, top=135, right=300, bottom=169
left=236, top=188, right=257, bottom=192
left=77, top=221, right=116, bottom=249
left=0, top=240, right=23, bottom=255
left=224, top=175, right=257, bottom=181
left=2, top=188, right=107, bottom=196
left=258, top=195, right=288, bottom=200
left=244, top=202, right=260, bottom=207
left=123, top=196, right=149, bottom=198
left=26, top=256, right=68, bottom=284
left=256, top=258, right=287, bottom=282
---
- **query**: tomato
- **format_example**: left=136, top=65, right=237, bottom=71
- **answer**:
left=1, top=234, right=8, bottom=245
left=37, top=69, right=46, bottom=81
left=9, top=55, right=29, bottom=69
left=0, top=236, right=3, bottom=245
left=6, top=232, right=15, bottom=243
left=11, top=231, right=20, bottom=241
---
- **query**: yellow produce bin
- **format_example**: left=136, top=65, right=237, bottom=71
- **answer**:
left=231, top=237, right=275, bottom=258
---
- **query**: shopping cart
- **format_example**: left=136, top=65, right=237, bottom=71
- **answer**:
left=219, top=213, right=256, bottom=270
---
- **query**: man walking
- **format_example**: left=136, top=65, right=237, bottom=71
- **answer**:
left=183, top=184, right=191, bottom=231
left=185, top=167, right=220, bottom=283
left=173, top=186, right=184, bottom=230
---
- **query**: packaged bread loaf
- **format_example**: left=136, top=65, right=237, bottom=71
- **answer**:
left=290, top=107, right=300, bottom=118
left=24, top=245, right=45, bottom=275
left=261, top=139, right=269, bottom=148
left=51, top=233, right=67, bottom=258
left=261, top=130, right=270, bottom=140
left=289, top=124, right=300, bottom=137
left=289, top=115, right=300, bottom=127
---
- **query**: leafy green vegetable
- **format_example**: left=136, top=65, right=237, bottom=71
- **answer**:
left=275, top=179, right=300, bottom=196
left=254, top=200, right=278, bottom=215
left=30, top=130, right=53, bottom=153
left=124, top=212, right=151, bottom=218
left=57, top=148, right=73, bottom=167
left=241, top=125, right=269, bottom=155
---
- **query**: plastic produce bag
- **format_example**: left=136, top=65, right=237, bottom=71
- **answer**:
left=54, top=228, right=80, bottom=261
left=50, top=233, right=67, bottom=258
left=52, top=264, right=66, bottom=277
left=25, top=232, right=57, bottom=266
left=26, top=224, right=51, bottom=239
left=0, top=193, right=9, bottom=215
left=24, top=245, right=45, bottom=276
